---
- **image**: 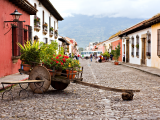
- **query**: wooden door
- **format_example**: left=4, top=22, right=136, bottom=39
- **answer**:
left=142, top=39, right=146, bottom=64
left=126, top=40, right=129, bottom=62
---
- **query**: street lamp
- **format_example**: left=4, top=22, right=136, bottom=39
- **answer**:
left=10, top=9, right=22, bottom=21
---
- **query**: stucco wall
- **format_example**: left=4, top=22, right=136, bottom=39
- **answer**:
left=29, top=0, right=58, bottom=44
left=0, top=0, right=30, bottom=77
left=123, top=27, right=151, bottom=66
left=112, top=39, right=122, bottom=62
left=151, top=23, right=160, bottom=68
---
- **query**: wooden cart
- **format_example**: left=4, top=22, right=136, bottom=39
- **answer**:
left=19, top=65, right=140, bottom=100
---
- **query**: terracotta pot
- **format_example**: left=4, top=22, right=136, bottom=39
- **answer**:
left=23, top=64, right=31, bottom=71
left=114, top=62, right=119, bottom=65
left=66, top=70, right=77, bottom=79
left=56, top=70, right=62, bottom=75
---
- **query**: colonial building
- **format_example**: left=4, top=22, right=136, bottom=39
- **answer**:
left=65, top=37, right=78, bottom=55
left=0, top=0, right=37, bottom=77
left=119, top=20, right=151, bottom=66
left=28, top=0, right=63, bottom=44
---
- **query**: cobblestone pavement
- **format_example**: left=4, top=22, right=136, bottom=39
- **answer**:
left=0, top=59, right=160, bottom=119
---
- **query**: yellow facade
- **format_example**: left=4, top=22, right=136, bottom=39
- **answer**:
left=151, top=23, right=160, bottom=68
left=105, top=42, right=111, bottom=52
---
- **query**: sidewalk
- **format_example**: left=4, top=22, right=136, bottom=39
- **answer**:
left=119, top=61, right=160, bottom=77
left=0, top=73, right=28, bottom=90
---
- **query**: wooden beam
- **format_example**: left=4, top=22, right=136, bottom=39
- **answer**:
left=74, top=81, right=140, bottom=93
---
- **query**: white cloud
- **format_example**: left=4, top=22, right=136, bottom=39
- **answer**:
left=51, top=0, right=160, bottom=19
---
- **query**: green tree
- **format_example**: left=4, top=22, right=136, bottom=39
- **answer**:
left=113, top=45, right=121, bottom=62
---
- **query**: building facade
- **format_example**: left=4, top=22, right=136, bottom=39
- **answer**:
left=0, top=0, right=37, bottom=77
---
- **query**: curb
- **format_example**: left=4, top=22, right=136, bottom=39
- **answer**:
left=121, top=64, right=160, bottom=77
left=0, top=77, right=28, bottom=91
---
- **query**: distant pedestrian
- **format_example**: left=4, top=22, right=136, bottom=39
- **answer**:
left=110, top=53, right=113, bottom=61
left=90, top=54, right=93, bottom=62
left=82, top=54, right=84, bottom=59
left=77, top=54, right=80, bottom=60
left=74, top=54, right=77, bottom=60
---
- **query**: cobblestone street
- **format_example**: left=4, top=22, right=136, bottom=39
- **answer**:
left=0, top=59, right=160, bottom=119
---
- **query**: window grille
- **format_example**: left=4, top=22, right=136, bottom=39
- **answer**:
left=136, top=35, right=139, bottom=56
left=131, top=36, right=134, bottom=56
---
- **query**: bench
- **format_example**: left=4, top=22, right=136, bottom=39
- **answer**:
left=1, top=80, right=45, bottom=100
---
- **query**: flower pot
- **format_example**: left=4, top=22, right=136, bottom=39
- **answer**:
left=114, top=62, right=119, bottom=65
left=23, top=64, right=31, bottom=71
left=56, top=70, right=62, bottom=76
left=66, top=70, right=77, bottom=79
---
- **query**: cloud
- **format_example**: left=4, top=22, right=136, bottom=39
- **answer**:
left=51, top=0, right=160, bottom=19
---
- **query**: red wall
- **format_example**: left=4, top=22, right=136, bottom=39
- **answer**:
left=112, top=39, right=122, bottom=62
left=97, top=45, right=105, bottom=53
left=0, top=0, right=30, bottom=77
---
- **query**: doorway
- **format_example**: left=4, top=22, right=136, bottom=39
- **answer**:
left=126, top=40, right=129, bottom=62
left=141, top=38, right=146, bottom=64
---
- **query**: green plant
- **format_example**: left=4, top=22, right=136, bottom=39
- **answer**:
left=65, top=58, right=80, bottom=70
left=50, top=27, right=53, bottom=32
left=34, top=17, right=40, bottom=23
left=102, top=51, right=110, bottom=57
left=59, top=47, right=64, bottom=56
left=43, top=22, right=48, bottom=27
left=113, top=45, right=121, bottom=62
left=17, top=40, right=40, bottom=65
left=136, top=44, right=139, bottom=48
left=55, top=30, right=58, bottom=34
left=111, top=50, right=115, bottom=56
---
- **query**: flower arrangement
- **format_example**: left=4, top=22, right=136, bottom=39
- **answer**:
left=43, top=22, right=48, bottom=27
left=55, top=30, right=58, bottom=35
left=50, top=27, right=54, bottom=32
left=136, top=44, right=139, bottom=48
left=34, top=17, right=40, bottom=23
left=132, top=44, right=134, bottom=48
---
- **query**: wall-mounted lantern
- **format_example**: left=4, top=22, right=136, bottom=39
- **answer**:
left=10, top=9, right=22, bottom=21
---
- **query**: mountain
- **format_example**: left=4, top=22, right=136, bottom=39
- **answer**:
left=58, top=14, right=144, bottom=48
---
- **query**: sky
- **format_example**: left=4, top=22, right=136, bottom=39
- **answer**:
left=51, top=0, right=160, bottom=19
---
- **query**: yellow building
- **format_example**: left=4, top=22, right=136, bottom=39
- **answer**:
left=145, top=14, right=160, bottom=68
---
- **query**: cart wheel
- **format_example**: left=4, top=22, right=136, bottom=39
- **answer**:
left=29, top=66, right=51, bottom=93
left=51, top=81, right=69, bottom=90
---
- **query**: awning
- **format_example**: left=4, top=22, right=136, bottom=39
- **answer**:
left=58, top=38, right=70, bottom=45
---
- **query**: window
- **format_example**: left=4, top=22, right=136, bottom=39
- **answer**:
left=45, top=38, right=48, bottom=44
left=131, top=36, right=134, bottom=56
left=42, top=10, right=44, bottom=25
left=147, top=32, right=151, bottom=57
left=136, top=35, right=139, bottom=57
left=12, top=22, right=24, bottom=56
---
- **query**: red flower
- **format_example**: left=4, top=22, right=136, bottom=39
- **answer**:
left=61, top=62, right=63, bottom=65
left=53, top=54, right=55, bottom=56
left=51, top=58, right=53, bottom=60
left=56, top=61, right=59, bottom=63
left=56, top=56, right=59, bottom=59
left=42, top=62, right=44, bottom=64
left=50, top=62, right=53, bottom=64
left=58, top=54, right=62, bottom=56
left=62, top=58, right=66, bottom=62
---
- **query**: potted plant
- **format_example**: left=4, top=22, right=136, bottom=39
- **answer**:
left=136, top=44, right=139, bottom=49
left=132, top=44, right=134, bottom=48
left=17, top=40, right=41, bottom=71
left=43, top=22, right=48, bottom=28
left=65, top=58, right=80, bottom=79
left=113, top=45, right=121, bottom=65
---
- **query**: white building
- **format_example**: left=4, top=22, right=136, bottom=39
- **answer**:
left=28, top=0, right=63, bottom=44
left=119, top=21, right=152, bottom=66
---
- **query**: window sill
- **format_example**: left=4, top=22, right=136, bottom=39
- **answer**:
left=49, top=33, right=53, bottom=37
left=131, top=55, right=134, bottom=57
left=12, top=56, right=20, bottom=63
left=34, top=26, right=40, bottom=32
left=136, top=56, right=139, bottom=58
left=43, top=30, right=48, bottom=35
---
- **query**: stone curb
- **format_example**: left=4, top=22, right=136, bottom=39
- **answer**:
left=121, top=63, right=160, bottom=77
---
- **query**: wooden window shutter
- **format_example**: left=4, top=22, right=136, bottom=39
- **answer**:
left=157, top=29, right=160, bottom=56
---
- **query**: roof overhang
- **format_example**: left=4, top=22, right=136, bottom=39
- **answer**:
left=38, top=0, right=63, bottom=21
left=9, top=0, right=37, bottom=15
left=58, top=38, right=70, bottom=45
